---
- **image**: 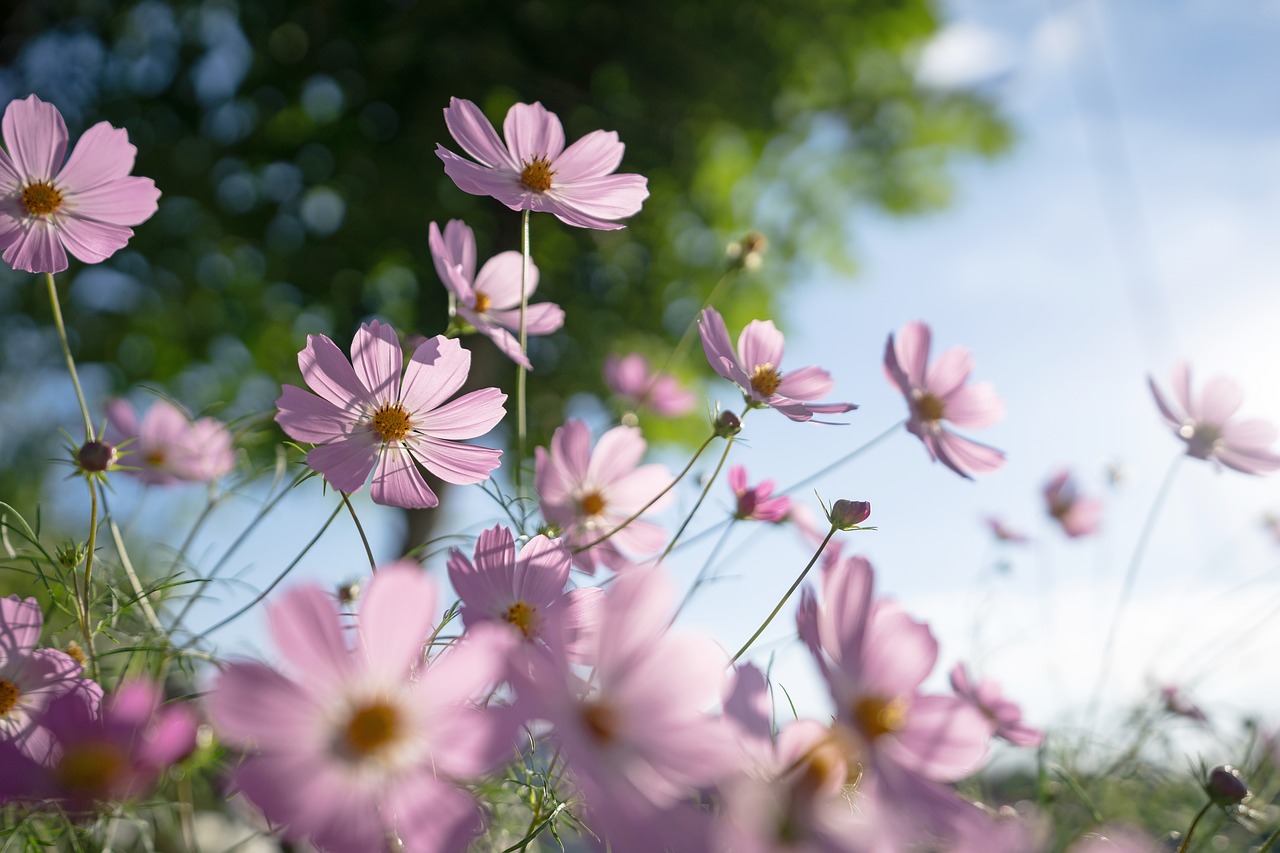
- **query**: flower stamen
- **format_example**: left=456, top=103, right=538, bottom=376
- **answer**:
left=580, top=491, right=606, bottom=517
left=580, top=701, right=619, bottom=744
left=504, top=600, right=540, bottom=639
left=914, top=391, right=947, bottom=423
left=0, top=679, right=19, bottom=716
left=340, top=701, right=402, bottom=760
left=21, top=180, right=63, bottom=216
left=750, top=363, right=782, bottom=398
left=852, top=695, right=909, bottom=741
left=54, top=741, right=126, bottom=797
left=370, top=403, right=413, bottom=442
left=473, top=291, right=491, bottom=314
left=520, top=157, right=555, bottom=192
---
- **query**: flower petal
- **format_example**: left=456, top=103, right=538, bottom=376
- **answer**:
left=357, top=562, right=437, bottom=677
left=472, top=320, right=532, bottom=370
left=941, top=382, right=1004, bottom=429
left=585, top=424, right=647, bottom=489
left=350, top=320, right=403, bottom=406
left=52, top=214, right=134, bottom=264
left=894, top=321, right=932, bottom=388
left=370, top=445, right=439, bottom=508
left=428, top=220, right=474, bottom=302
left=933, top=429, right=1005, bottom=478
left=414, top=436, right=502, bottom=485
left=737, top=319, right=785, bottom=375
left=62, top=175, right=160, bottom=227
left=443, top=97, right=518, bottom=170
left=2, top=218, right=67, bottom=273
left=776, top=365, right=834, bottom=402
left=417, top=387, right=507, bottom=439
left=1197, top=375, right=1244, bottom=425
left=268, top=585, right=351, bottom=685
left=306, top=433, right=378, bottom=492
left=503, top=102, right=566, bottom=164
left=699, top=308, right=747, bottom=386
left=545, top=173, right=648, bottom=225
left=298, top=333, right=372, bottom=411
left=54, top=122, right=137, bottom=192
left=436, top=145, right=528, bottom=208
left=924, top=346, right=973, bottom=398
left=474, top=250, right=538, bottom=308
left=2, top=95, right=67, bottom=182
left=488, top=301, right=565, bottom=336
left=553, top=129, right=625, bottom=183
left=275, top=384, right=354, bottom=443
left=399, top=335, right=470, bottom=415
left=0, top=596, right=42, bottom=659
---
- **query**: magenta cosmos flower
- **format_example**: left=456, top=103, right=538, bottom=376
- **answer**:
left=0, top=679, right=194, bottom=811
left=603, top=353, right=697, bottom=418
left=699, top=307, right=856, bottom=422
left=727, top=465, right=790, bottom=523
left=106, top=398, right=235, bottom=485
left=884, top=321, right=1005, bottom=479
left=0, top=95, right=160, bottom=274
left=429, top=219, right=563, bottom=369
left=1043, top=469, right=1102, bottom=538
left=1149, top=362, right=1280, bottom=474
left=436, top=97, right=648, bottom=230
left=535, top=419, right=672, bottom=573
left=275, top=321, right=506, bottom=509
left=208, top=563, right=514, bottom=853
left=1, top=596, right=101, bottom=764
left=949, top=663, right=1042, bottom=747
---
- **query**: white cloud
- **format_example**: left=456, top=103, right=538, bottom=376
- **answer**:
left=917, top=22, right=1017, bottom=88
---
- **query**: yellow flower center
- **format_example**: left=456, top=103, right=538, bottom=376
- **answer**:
left=914, top=391, right=946, bottom=423
left=65, top=642, right=87, bottom=666
left=370, top=403, right=413, bottom=442
left=54, top=741, right=127, bottom=797
left=750, top=363, right=782, bottom=398
left=0, top=679, right=19, bottom=716
left=580, top=701, right=619, bottom=745
left=145, top=448, right=167, bottom=466
left=340, top=701, right=402, bottom=759
left=520, top=156, right=555, bottom=192
left=473, top=291, right=491, bottom=314
left=21, top=180, right=62, bottom=216
left=504, top=600, right=540, bottom=639
left=852, top=695, right=909, bottom=741
left=579, top=491, right=606, bottom=517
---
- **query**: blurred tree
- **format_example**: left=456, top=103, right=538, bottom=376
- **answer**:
left=0, top=0, right=1008, bottom=544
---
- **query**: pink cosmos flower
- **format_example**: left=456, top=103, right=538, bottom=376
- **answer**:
left=699, top=307, right=856, bottom=422
left=429, top=219, right=564, bottom=369
left=1149, top=363, right=1280, bottom=474
left=0, top=595, right=102, bottom=764
left=208, top=563, right=514, bottom=853
left=0, top=678, right=194, bottom=810
left=1159, top=684, right=1208, bottom=724
left=603, top=353, right=697, bottom=417
left=436, top=97, right=648, bottom=231
left=884, top=321, right=1005, bottom=479
left=105, top=398, right=236, bottom=485
left=1067, top=828, right=1159, bottom=853
left=728, top=465, right=790, bottom=523
left=949, top=663, right=1043, bottom=747
left=447, top=524, right=601, bottom=661
left=0, top=95, right=160, bottom=274
left=275, top=321, right=506, bottom=509
left=1044, top=469, right=1102, bottom=538
left=535, top=419, right=672, bottom=574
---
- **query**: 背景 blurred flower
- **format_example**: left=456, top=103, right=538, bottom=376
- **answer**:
left=106, top=398, right=235, bottom=485
left=1149, top=362, right=1280, bottom=474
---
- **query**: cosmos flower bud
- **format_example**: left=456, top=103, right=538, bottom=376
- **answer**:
left=828, top=499, right=871, bottom=530
left=714, top=410, right=742, bottom=438
left=1206, top=765, right=1249, bottom=806
left=727, top=231, right=768, bottom=271
left=56, top=541, right=88, bottom=570
left=76, top=439, right=117, bottom=474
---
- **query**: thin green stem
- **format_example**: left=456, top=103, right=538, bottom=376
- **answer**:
left=1174, top=801, right=1212, bottom=853
left=573, top=431, right=717, bottom=553
left=777, top=419, right=905, bottom=498
left=656, top=434, right=736, bottom=565
left=101, top=497, right=164, bottom=635
left=732, top=525, right=838, bottom=663
left=1257, top=826, right=1280, bottom=853
left=672, top=518, right=738, bottom=620
left=79, top=478, right=99, bottom=675
left=45, top=272, right=93, bottom=440
left=341, top=491, right=377, bottom=573
left=515, top=208, right=531, bottom=495
left=635, top=266, right=739, bottom=411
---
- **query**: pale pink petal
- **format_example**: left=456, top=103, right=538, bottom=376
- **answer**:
left=884, top=695, right=990, bottom=781
left=268, top=585, right=351, bottom=685
left=413, top=437, right=501, bottom=485
left=208, top=662, right=324, bottom=747
left=1169, top=362, right=1193, bottom=414
left=1197, top=375, right=1244, bottom=424
left=934, top=430, right=1005, bottom=478
left=473, top=320, right=532, bottom=370
left=421, top=623, right=514, bottom=708
left=548, top=419, right=593, bottom=487
left=103, top=398, right=139, bottom=440
left=3, top=218, right=67, bottom=273
left=388, top=773, right=485, bottom=853
left=545, top=172, right=648, bottom=222
left=428, top=220, right=473, bottom=301
left=699, top=307, right=748, bottom=385
left=442, top=218, right=477, bottom=282
left=775, top=365, right=834, bottom=401
left=275, top=384, right=354, bottom=443
left=595, top=570, right=673, bottom=676
left=52, top=215, right=134, bottom=264
left=399, top=335, right=471, bottom=415
left=488, top=301, right=565, bottom=335
left=62, top=176, right=159, bottom=226
left=0, top=147, right=21, bottom=189
left=543, top=201, right=629, bottom=230
left=924, top=346, right=974, bottom=398
left=473, top=250, right=538, bottom=308
left=559, top=586, right=603, bottom=661
left=728, top=465, right=746, bottom=494
left=553, top=129, right=625, bottom=182
left=350, top=320, right=402, bottom=405
left=942, top=382, right=1004, bottom=429
left=604, top=462, right=673, bottom=515
left=357, top=562, right=437, bottom=677
left=647, top=377, right=697, bottom=416
left=0, top=596, right=42, bottom=656
left=586, top=424, right=647, bottom=489
left=821, top=555, right=876, bottom=670
left=894, top=321, right=932, bottom=388
left=306, top=433, right=378, bottom=492
left=370, top=445, right=439, bottom=508
left=514, top=534, right=571, bottom=604
left=448, top=527, right=514, bottom=622
left=883, top=331, right=913, bottom=397
left=442, top=97, right=518, bottom=170
left=503, top=102, right=566, bottom=163
left=1148, top=375, right=1184, bottom=426
left=2, top=95, right=67, bottom=181
left=1216, top=445, right=1280, bottom=475
left=52, top=122, right=135, bottom=192
left=737, top=319, right=785, bottom=375
left=436, top=145, right=527, bottom=207
left=948, top=663, right=976, bottom=699
left=858, top=603, right=937, bottom=698
left=417, top=387, right=506, bottom=439
left=298, top=333, right=372, bottom=410
left=1221, top=417, right=1280, bottom=449
left=608, top=516, right=668, bottom=558
left=724, top=664, right=773, bottom=746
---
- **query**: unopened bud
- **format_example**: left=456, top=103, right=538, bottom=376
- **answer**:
left=1206, top=765, right=1249, bottom=806
left=714, top=411, right=742, bottom=438
left=77, top=439, right=117, bottom=473
left=56, top=541, right=88, bottom=570
left=727, top=231, right=768, bottom=271
left=336, top=582, right=361, bottom=606
left=828, top=499, right=872, bottom=530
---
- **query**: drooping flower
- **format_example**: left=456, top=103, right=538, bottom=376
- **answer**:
left=884, top=321, right=1005, bottom=479
left=1149, top=363, right=1280, bottom=474
left=728, top=465, right=790, bottom=523
left=208, top=563, right=514, bottom=853
left=0, top=595, right=102, bottom=764
left=275, top=321, right=506, bottom=509
left=0, top=679, right=195, bottom=810
left=1043, top=469, right=1102, bottom=538
left=603, top=353, right=697, bottom=418
left=949, top=663, right=1043, bottom=747
left=429, top=219, right=563, bottom=369
left=699, top=307, right=856, bottom=423
left=105, top=398, right=236, bottom=485
left=436, top=97, right=648, bottom=230
left=447, top=524, right=601, bottom=660
left=0, top=94, right=160, bottom=274
left=535, top=419, right=672, bottom=573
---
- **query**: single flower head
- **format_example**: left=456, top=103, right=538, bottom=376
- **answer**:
left=0, top=94, right=160, bottom=273
left=1043, top=469, right=1102, bottom=538
left=884, top=321, right=1005, bottom=479
left=429, top=219, right=563, bottom=369
left=275, top=321, right=506, bottom=509
left=727, top=465, right=790, bottom=523
left=1159, top=683, right=1208, bottom=724
left=105, top=398, right=235, bottom=485
left=699, top=307, right=856, bottom=423
left=603, top=353, right=697, bottom=418
left=949, top=663, right=1043, bottom=747
left=436, top=97, right=648, bottom=230
left=1149, top=363, right=1280, bottom=474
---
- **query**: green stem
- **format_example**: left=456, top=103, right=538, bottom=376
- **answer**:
left=672, top=518, right=738, bottom=620
left=79, top=477, right=99, bottom=676
left=637, top=266, right=739, bottom=410
left=1257, top=826, right=1280, bottom=853
left=44, top=272, right=94, bottom=440
left=656, top=434, right=736, bottom=565
left=341, top=491, right=377, bottom=573
left=777, top=419, right=904, bottom=498
left=101, top=497, right=164, bottom=635
left=515, top=208, right=531, bottom=495
left=1174, top=801, right=1212, bottom=853
left=732, top=525, right=838, bottom=663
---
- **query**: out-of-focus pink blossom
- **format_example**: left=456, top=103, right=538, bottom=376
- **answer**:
left=0, top=679, right=194, bottom=810
left=429, top=219, right=563, bottom=369
left=1044, top=470, right=1102, bottom=538
left=728, top=465, right=790, bottom=523
left=0, top=595, right=102, bottom=764
left=208, top=563, right=514, bottom=853
left=699, top=307, right=856, bottom=423
left=106, top=398, right=235, bottom=485
left=0, top=94, right=160, bottom=274
left=275, top=321, right=506, bottom=509
left=949, top=663, right=1043, bottom=747
left=884, top=321, right=1005, bottom=479
left=986, top=516, right=1030, bottom=545
left=1159, top=684, right=1208, bottom=724
left=437, top=97, right=648, bottom=230
left=535, top=419, right=671, bottom=573
left=1066, top=828, right=1159, bottom=853
left=603, top=353, right=697, bottom=417
left=1149, top=363, right=1280, bottom=474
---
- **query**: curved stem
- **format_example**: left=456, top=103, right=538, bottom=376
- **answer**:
left=44, top=272, right=94, bottom=440
left=638, top=266, right=739, bottom=410
left=656, top=434, right=736, bottom=565
left=1174, top=801, right=1212, bottom=853
left=732, top=525, right=838, bottom=663
left=514, top=208, right=531, bottom=495
left=1257, top=826, right=1280, bottom=853
left=100, top=495, right=164, bottom=635
left=672, top=518, right=738, bottom=621
left=341, top=491, right=377, bottom=573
